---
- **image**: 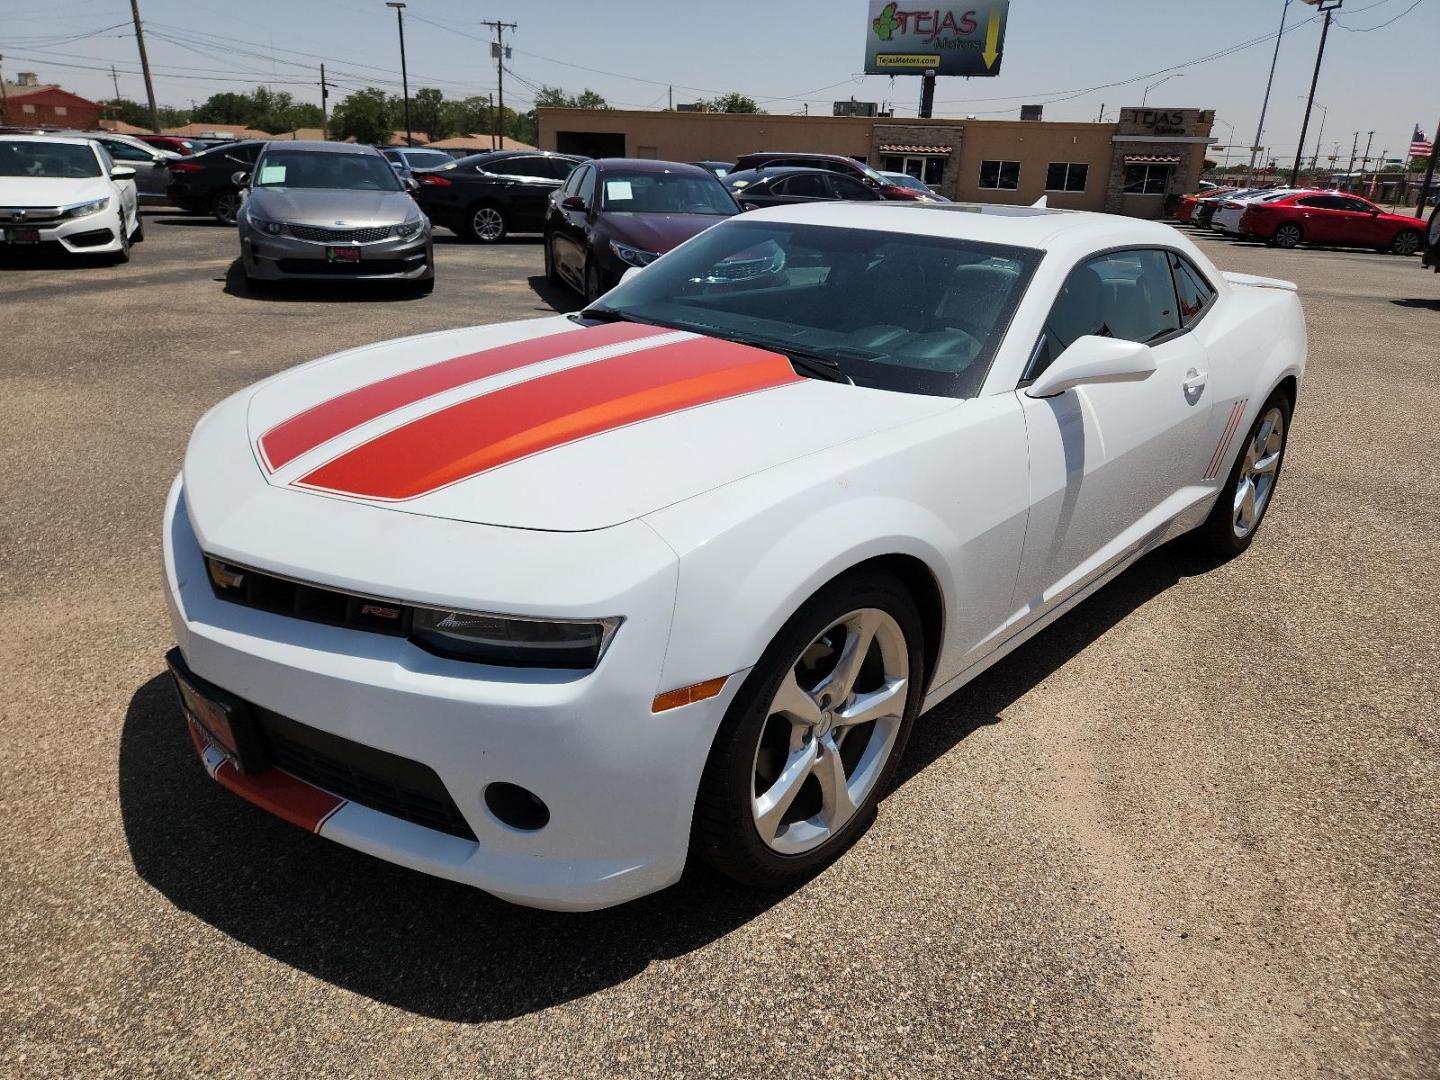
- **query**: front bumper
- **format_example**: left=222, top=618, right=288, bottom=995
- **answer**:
left=241, top=226, right=433, bottom=282
left=162, top=475, right=742, bottom=910
left=0, top=209, right=124, bottom=254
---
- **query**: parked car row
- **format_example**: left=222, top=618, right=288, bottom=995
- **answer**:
left=1179, top=184, right=1427, bottom=255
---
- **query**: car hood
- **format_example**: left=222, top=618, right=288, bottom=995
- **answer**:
left=604, top=212, right=732, bottom=254
left=233, top=316, right=955, bottom=532
left=246, top=186, right=415, bottom=224
left=0, top=175, right=112, bottom=207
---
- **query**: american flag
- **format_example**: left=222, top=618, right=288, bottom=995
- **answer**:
left=1411, top=124, right=1435, bottom=160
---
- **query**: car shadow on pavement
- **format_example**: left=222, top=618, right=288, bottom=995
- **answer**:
left=528, top=273, right=578, bottom=314
left=1391, top=297, right=1440, bottom=311
left=219, top=259, right=425, bottom=303
left=118, top=544, right=1204, bottom=1023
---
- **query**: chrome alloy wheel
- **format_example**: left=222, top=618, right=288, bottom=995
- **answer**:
left=471, top=206, right=505, bottom=241
left=751, top=608, right=909, bottom=855
left=1233, top=406, right=1285, bottom=538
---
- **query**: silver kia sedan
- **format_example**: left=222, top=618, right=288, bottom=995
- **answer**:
left=236, top=141, right=433, bottom=293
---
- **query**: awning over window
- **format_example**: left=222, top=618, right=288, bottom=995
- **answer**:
left=1124, top=154, right=1181, bottom=165
left=879, top=144, right=951, bottom=155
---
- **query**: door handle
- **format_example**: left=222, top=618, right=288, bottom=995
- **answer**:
left=1182, top=368, right=1208, bottom=402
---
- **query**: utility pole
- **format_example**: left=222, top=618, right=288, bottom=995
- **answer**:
left=1345, top=131, right=1358, bottom=184
left=128, top=0, right=162, bottom=134
left=488, top=92, right=495, bottom=150
left=386, top=2, right=411, bottom=146
left=483, top=20, right=517, bottom=148
left=1248, top=0, right=1292, bottom=186
left=1415, top=116, right=1439, bottom=221
left=1096, top=102, right=1105, bottom=123
left=1289, top=0, right=1341, bottom=188
left=0, top=56, right=8, bottom=125
left=110, top=65, right=121, bottom=103
left=1358, top=129, right=1375, bottom=192
left=1306, top=101, right=1327, bottom=172
left=320, top=63, right=329, bottom=140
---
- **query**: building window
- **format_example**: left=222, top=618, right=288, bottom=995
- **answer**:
left=1045, top=162, right=1088, bottom=192
left=884, top=155, right=946, bottom=186
left=1123, top=164, right=1170, bottom=195
left=21, top=104, right=36, bottom=114
left=54, top=106, right=68, bottom=116
left=978, top=160, right=1020, bottom=190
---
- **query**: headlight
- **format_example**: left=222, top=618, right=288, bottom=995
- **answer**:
left=609, top=240, right=659, bottom=268
left=395, top=217, right=424, bottom=239
left=411, top=608, right=621, bottom=669
left=249, top=217, right=285, bottom=236
left=63, top=197, right=111, bottom=219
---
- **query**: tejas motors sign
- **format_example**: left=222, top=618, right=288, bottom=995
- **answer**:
left=863, top=1, right=1009, bottom=77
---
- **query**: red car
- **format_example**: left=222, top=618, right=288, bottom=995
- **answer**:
left=1240, top=191, right=1425, bottom=255
left=730, top=151, right=927, bottom=201
left=134, top=134, right=195, bottom=156
left=1176, top=187, right=1235, bottom=224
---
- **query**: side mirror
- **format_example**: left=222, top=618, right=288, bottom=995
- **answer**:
left=561, top=195, right=587, bottom=211
left=1024, top=336, right=1157, bottom=399
left=110, top=165, right=136, bottom=180
left=404, top=176, right=420, bottom=192
left=231, top=170, right=251, bottom=187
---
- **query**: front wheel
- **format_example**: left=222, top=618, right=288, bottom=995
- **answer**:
left=543, top=233, right=561, bottom=285
left=1192, top=394, right=1291, bottom=559
left=1269, top=222, right=1303, bottom=249
left=111, top=215, right=132, bottom=264
left=465, top=203, right=507, bottom=243
left=584, top=256, right=604, bottom=305
left=1389, top=229, right=1421, bottom=256
left=692, top=569, right=925, bottom=889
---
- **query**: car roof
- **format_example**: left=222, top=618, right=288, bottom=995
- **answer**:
left=736, top=199, right=1195, bottom=253
left=589, top=158, right=713, bottom=176
left=261, top=140, right=383, bottom=155
left=0, top=133, right=99, bottom=147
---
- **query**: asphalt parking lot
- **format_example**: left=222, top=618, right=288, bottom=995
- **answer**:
left=2, top=209, right=1437, bottom=1079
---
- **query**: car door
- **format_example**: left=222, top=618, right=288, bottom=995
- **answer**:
left=1012, top=248, right=1218, bottom=615
left=1290, top=195, right=1344, bottom=243
left=1333, top=195, right=1387, bottom=246
left=488, top=156, right=564, bottom=231
left=98, top=138, right=169, bottom=200
left=553, top=163, right=593, bottom=282
left=830, top=174, right=882, bottom=202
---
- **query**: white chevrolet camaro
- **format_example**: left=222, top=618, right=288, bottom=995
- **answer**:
left=164, top=202, right=1305, bottom=910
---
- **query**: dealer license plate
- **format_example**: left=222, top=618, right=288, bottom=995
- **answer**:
left=3, top=227, right=41, bottom=244
left=326, top=245, right=361, bottom=263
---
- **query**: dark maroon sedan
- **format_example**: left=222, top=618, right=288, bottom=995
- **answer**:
left=543, top=158, right=738, bottom=302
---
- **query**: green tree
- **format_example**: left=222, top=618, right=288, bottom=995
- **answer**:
left=531, top=85, right=608, bottom=110
left=194, top=92, right=251, bottom=125
left=572, top=89, right=608, bottom=110
left=703, top=92, right=762, bottom=114
left=330, top=87, right=395, bottom=145
left=101, top=97, right=189, bottom=128
left=440, top=95, right=491, bottom=137
left=410, top=87, right=448, bottom=140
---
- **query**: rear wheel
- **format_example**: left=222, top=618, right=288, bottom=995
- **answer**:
left=1389, top=229, right=1421, bottom=256
left=212, top=189, right=241, bottom=226
left=692, top=569, right=925, bottom=888
left=1192, top=392, right=1291, bottom=559
left=1270, top=222, right=1302, bottom=249
left=465, top=203, right=507, bottom=243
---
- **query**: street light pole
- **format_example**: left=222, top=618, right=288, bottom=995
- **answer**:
left=1141, top=73, right=1182, bottom=108
left=386, top=1, right=411, bottom=147
left=1248, top=0, right=1292, bottom=186
left=1289, top=0, right=1342, bottom=188
left=1295, top=98, right=1327, bottom=171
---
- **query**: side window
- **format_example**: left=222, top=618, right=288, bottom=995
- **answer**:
left=1028, top=250, right=1180, bottom=380
left=104, top=140, right=152, bottom=162
left=1168, top=253, right=1216, bottom=327
left=779, top=173, right=828, bottom=198
left=559, top=163, right=581, bottom=196
left=831, top=174, right=875, bottom=200
left=577, top=164, right=596, bottom=206
left=483, top=157, right=520, bottom=176
left=544, top=157, right=578, bottom=180
left=1337, top=196, right=1374, bottom=212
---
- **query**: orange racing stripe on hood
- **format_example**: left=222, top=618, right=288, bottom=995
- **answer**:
left=295, top=335, right=803, bottom=501
left=257, top=321, right=669, bottom=472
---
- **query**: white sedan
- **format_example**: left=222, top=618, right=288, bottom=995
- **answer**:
left=0, top=135, right=142, bottom=261
left=1211, top=187, right=1300, bottom=234
left=164, top=202, right=1305, bottom=910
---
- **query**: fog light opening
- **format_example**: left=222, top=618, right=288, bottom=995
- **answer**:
left=484, top=782, right=550, bottom=831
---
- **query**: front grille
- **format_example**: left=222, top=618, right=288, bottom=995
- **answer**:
left=276, top=258, right=410, bottom=276
left=207, top=558, right=413, bottom=636
left=255, top=708, right=477, bottom=840
left=0, top=206, right=62, bottom=224
left=286, top=223, right=393, bottom=243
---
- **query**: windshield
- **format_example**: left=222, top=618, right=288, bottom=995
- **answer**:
left=887, top=174, right=929, bottom=192
left=253, top=150, right=401, bottom=191
left=586, top=220, right=1040, bottom=399
left=854, top=160, right=888, bottom=183
left=0, top=140, right=101, bottom=178
left=403, top=151, right=452, bottom=169
left=600, top=171, right=737, bottom=216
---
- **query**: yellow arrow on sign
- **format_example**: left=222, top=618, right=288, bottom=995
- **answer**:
left=982, top=8, right=1001, bottom=69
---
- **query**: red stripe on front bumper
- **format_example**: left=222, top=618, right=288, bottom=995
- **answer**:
left=202, top=751, right=345, bottom=833
left=257, top=321, right=668, bottom=471
left=296, top=335, right=802, bottom=501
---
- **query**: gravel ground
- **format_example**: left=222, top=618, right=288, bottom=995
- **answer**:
left=1, top=211, right=1436, bottom=1080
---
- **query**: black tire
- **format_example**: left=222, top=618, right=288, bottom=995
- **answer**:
left=212, top=189, right=241, bottom=226
left=464, top=202, right=507, bottom=243
left=111, top=216, right=132, bottom=264
left=692, top=568, right=927, bottom=889
left=1192, top=390, right=1293, bottom=559
left=543, top=233, right=560, bottom=285
left=131, top=215, right=144, bottom=243
left=1270, top=222, right=1302, bottom=249
left=584, top=256, right=604, bottom=305
left=1389, top=229, right=1422, bottom=256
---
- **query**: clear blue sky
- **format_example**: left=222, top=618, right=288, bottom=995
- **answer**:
left=5, top=0, right=1436, bottom=162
